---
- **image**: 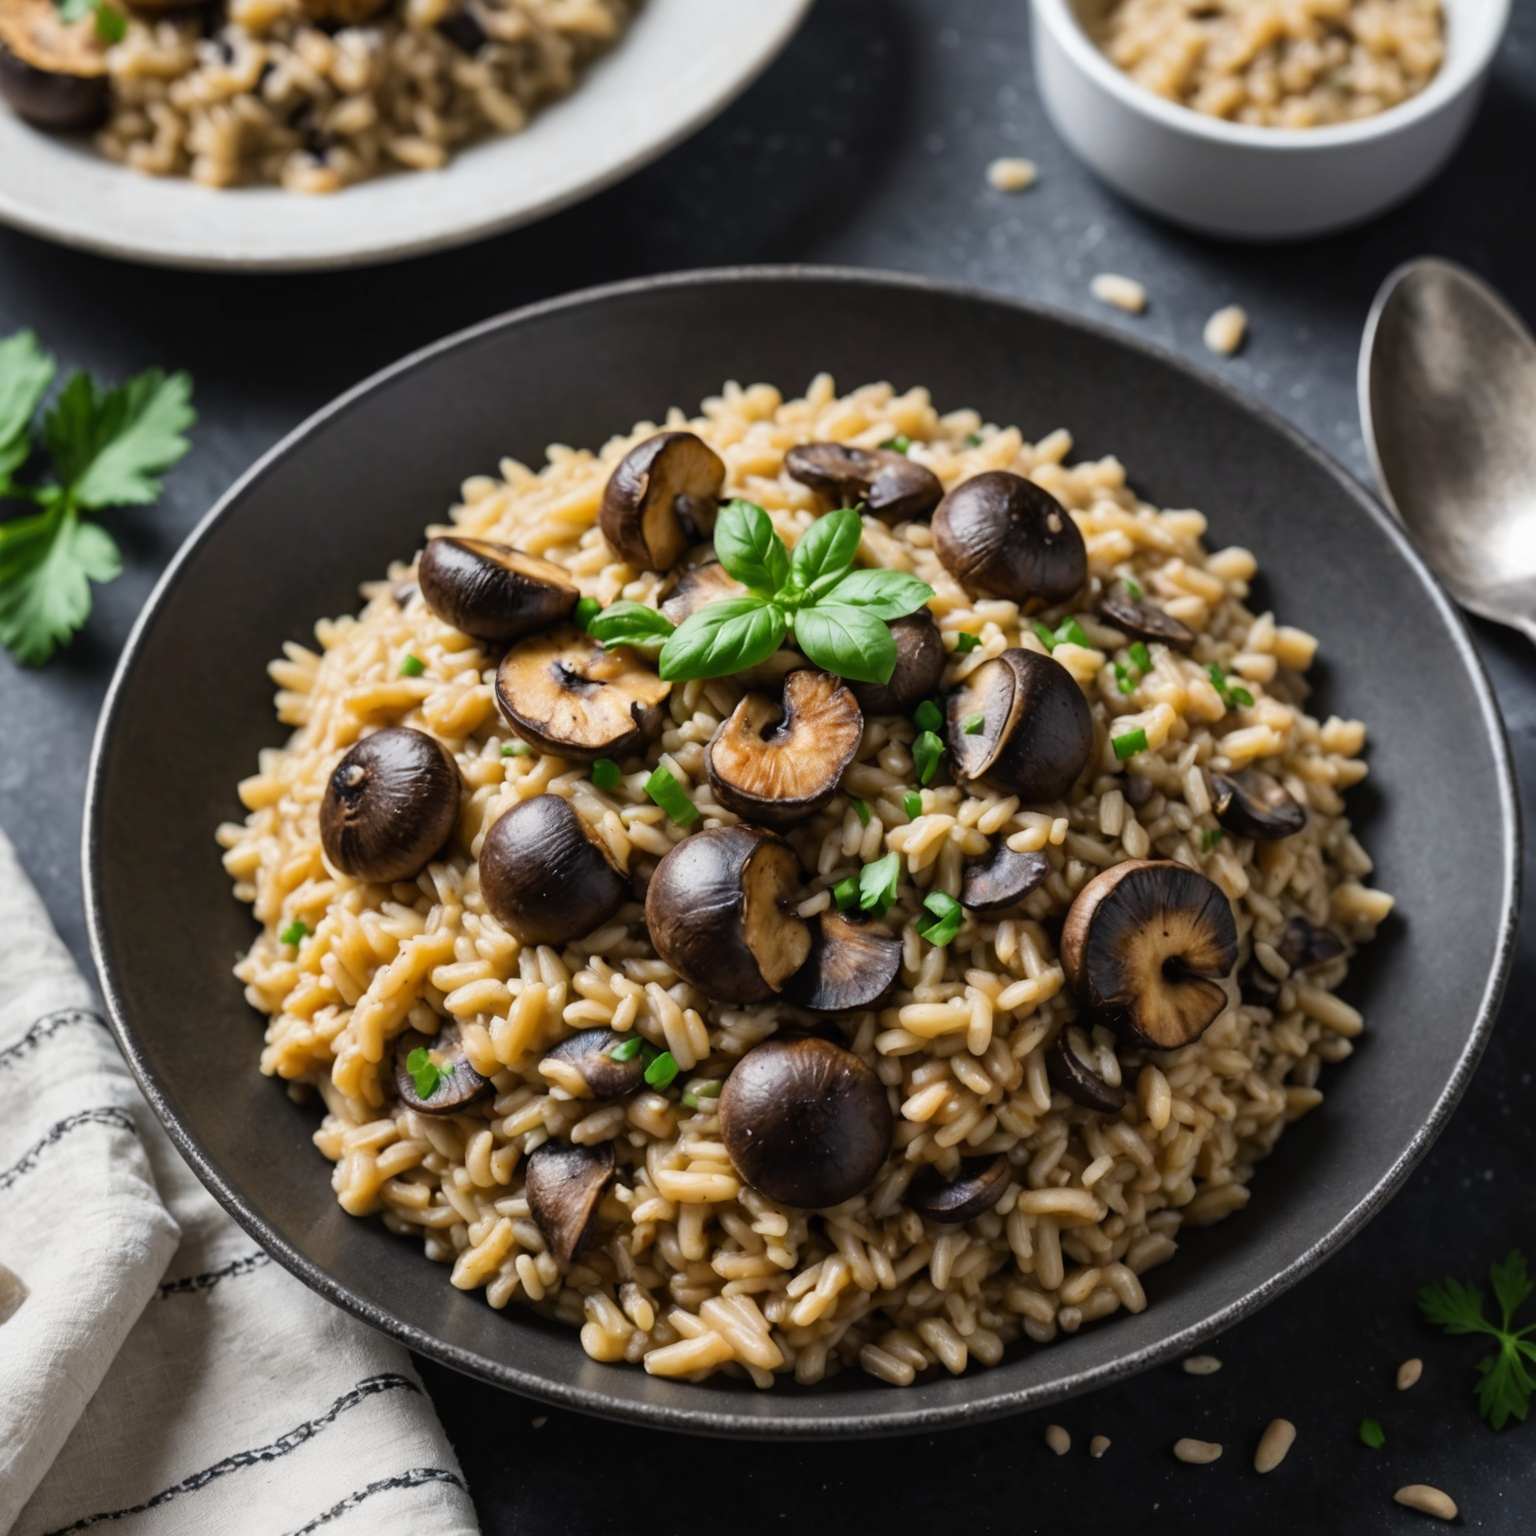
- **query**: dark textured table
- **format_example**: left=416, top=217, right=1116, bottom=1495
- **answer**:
left=2, top=2, right=1533, bottom=1530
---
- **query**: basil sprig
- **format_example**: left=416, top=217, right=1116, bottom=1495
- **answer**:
left=592, top=500, right=934, bottom=686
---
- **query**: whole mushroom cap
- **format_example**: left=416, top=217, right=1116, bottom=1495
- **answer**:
left=933, top=471, right=1087, bottom=604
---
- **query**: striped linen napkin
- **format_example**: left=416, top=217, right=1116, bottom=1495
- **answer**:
left=0, top=832, right=479, bottom=1536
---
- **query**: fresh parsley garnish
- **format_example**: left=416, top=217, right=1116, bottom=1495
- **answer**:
left=881, top=434, right=912, bottom=454
left=913, top=729, right=945, bottom=785
left=501, top=740, right=532, bottom=757
left=632, top=501, right=932, bottom=686
left=852, top=797, right=871, bottom=827
left=961, top=712, right=984, bottom=735
left=1112, top=727, right=1148, bottom=761
left=1201, top=827, right=1223, bottom=852
left=1359, top=1418, right=1386, bottom=1449
left=644, top=764, right=699, bottom=826
left=607, top=1036, right=643, bottom=1062
left=278, top=919, right=309, bottom=947
left=405, top=1046, right=442, bottom=1099
left=902, top=790, right=923, bottom=821
left=1054, top=617, right=1088, bottom=649
left=57, top=0, right=127, bottom=43
left=832, top=875, right=858, bottom=911
left=912, top=698, right=943, bottom=734
left=857, top=851, right=901, bottom=915
left=643, top=1049, right=679, bottom=1090
left=1122, top=576, right=1143, bottom=601
left=916, top=889, right=964, bottom=947
left=953, top=630, right=981, bottom=653
left=1127, top=641, right=1152, bottom=675
left=0, top=331, right=194, bottom=666
left=1207, top=661, right=1255, bottom=711
left=591, top=757, right=621, bottom=792
left=1419, top=1250, right=1536, bottom=1430
left=400, top=653, right=425, bottom=677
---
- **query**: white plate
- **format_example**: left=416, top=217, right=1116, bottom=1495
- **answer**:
left=0, top=0, right=812, bottom=271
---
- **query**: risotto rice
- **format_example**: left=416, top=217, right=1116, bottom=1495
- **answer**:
left=218, top=376, right=1392, bottom=1387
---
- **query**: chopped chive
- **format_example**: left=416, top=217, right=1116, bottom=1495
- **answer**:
left=1123, top=576, right=1143, bottom=602
left=858, top=851, right=902, bottom=915
left=917, top=889, right=964, bottom=947
left=405, top=1046, right=441, bottom=1099
left=913, top=699, right=943, bottom=734
left=1207, top=662, right=1228, bottom=690
left=881, top=434, right=912, bottom=454
left=591, top=758, right=621, bottom=792
left=1032, top=620, right=1057, bottom=652
left=680, top=1091, right=699, bottom=1109
left=400, top=654, right=425, bottom=677
left=573, top=595, right=602, bottom=631
left=1112, top=727, right=1149, bottom=761
left=902, top=790, right=923, bottom=821
left=608, top=1036, right=643, bottom=1062
left=693, top=1080, right=722, bottom=1099
left=832, top=876, right=859, bottom=911
left=953, top=631, right=982, bottom=654
left=1229, top=685, right=1255, bottom=708
left=1112, top=662, right=1135, bottom=695
left=1127, top=641, right=1152, bottom=675
left=645, top=765, right=699, bottom=825
left=962, top=713, right=984, bottom=735
left=278, top=918, right=309, bottom=947
left=501, top=740, right=532, bottom=758
left=1054, top=618, right=1089, bottom=649
left=1201, top=827, right=1223, bottom=851
left=852, top=797, right=871, bottom=827
left=913, top=729, right=945, bottom=785
left=1359, top=1418, right=1385, bottom=1450
left=965, top=431, right=984, bottom=447
left=644, top=1050, right=679, bottom=1090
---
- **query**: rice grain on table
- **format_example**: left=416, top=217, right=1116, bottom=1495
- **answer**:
left=1045, top=1424, right=1072, bottom=1455
left=986, top=157, right=1038, bottom=192
left=1253, top=1417, right=1296, bottom=1474
left=1091, top=274, right=1148, bottom=314
left=1089, top=1434, right=1111, bottom=1459
left=1394, top=1485, right=1458, bottom=1521
left=1203, top=306, right=1248, bottom=357
left=221, top=373, right=1391, bottom=1388
left=1182, top=1354, right=1222, bottom=1375
left=1397, top=1356, right=1423, bottom=1390
left=1173, top=1438, right=1223, bottom=1465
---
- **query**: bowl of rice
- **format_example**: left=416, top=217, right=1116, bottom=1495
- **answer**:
left=1031, top=0, right=1511, bottom=239
left=84, top=268, right=1519, bottom=1435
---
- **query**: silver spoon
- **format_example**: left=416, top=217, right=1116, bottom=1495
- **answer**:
left=1359, top=258, right=1536, bottom=644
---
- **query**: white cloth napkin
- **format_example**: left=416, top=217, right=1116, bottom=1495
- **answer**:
left=0, top=833, right=480, bottom=1536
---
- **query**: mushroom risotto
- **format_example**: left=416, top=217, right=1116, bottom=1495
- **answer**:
left=219, top=377, right=1393, bottom=1387
left=0, top=0, right=632, bottom=193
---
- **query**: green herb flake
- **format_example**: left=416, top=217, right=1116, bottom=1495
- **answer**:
left=912, top=699, right=943, bottom=734
left=591, top=758, right=621, bottom=792
left=1112, top=727, right=1149, bottom=762
left=607, top=1036, right=643, bottom=1062
left=1359, top=1418, right=1386, bottom=1450
left=1054, top=618, right=1089, bottom=649
left=643, top=1049, right=680, bottom=1090
left=880, top=434, right=912, bottom=454
left=965, top=431, right=984, bottom=447
left=644, top=765, right=699, bottom=826
left=902, top=790, right=923, bottom=821
left=1123, top=576, right=1143, bottom=602
left=573, top=595, right=602, bottom=631
left=913, top=729, right=945, bottom=785
left=858, top=851, right=902, bottom=915
left=1229, top=685, right=1255, bottom=709
left=501, top=740, right=532, bottom=758
left=832, top=876, right=859, bottom=912
left=399, top=654, right=425, bottom=677
left=1032, top=620, right=1057, bottom=653
left=1201, top=827, right=1223, bottom=852
left=93, top=1, right=126, bottom=42
left=1127, top=641, right=1152, bottom=675
left=916, top=889, right=964, bottom=947
left=692, top=1080, right=722, bottom=1100
left=953, top=631, right=981, bottom=654
left=405, top=1046, right=441, bottom=1099
left=962, top=713, right=984, bottom=735
left=852, top=797, right=871, bottom=827
left=1207, top=661, right=1228, bottom=690
left=1112, top=662, right=1135, bottom=695
left=1419, top=1249, right=1536, bottom=1430
left=278, top=919, right=309, bottom=947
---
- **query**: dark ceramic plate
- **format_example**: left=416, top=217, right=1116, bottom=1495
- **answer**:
left=84, top=268, right=1520, bottom=1437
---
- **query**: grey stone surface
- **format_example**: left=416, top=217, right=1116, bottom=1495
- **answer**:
left=0, top=0, right=1532, bottom=1530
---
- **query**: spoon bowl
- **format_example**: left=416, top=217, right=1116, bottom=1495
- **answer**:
left=1361, top=258, right=1536, bottom=643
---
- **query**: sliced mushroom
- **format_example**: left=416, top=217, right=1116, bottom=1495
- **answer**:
left=540, top=1028, right=645, bottom=1100
left=1278, top=915, right=1346, bottom=973
left=906, top=1154, right=1010, bottom=1224
left=599, top=431, right=725, bottom=571
left=784, top=442, right=943, bottom=524
left=645, top=826, right=811, bottom=1004
left=495, top=627, right=670, bottom=761
left=1060, top=859, right=1238, bottom=1050
left=781, top=910, right=901, bottom=1012
left=525, top=1140, right=615, bottom=1267
left=1047, top=1027, right=1128, bottom=1114
left=417, top=536, right=576, bottom=644
left=1099, top=590, right=1196, bottom=652
left=393, top=1022, right=491, bottom=1116
left=657, top=558, right=745, bottom=627
left=1209, top=769, right=1306, bottom=840
left=961, top=844, right=1050, bottom=915
left=933, top=472, right=1086, bottom=604
left=718, top=1036, right=892, bottom=1209
left=1239, top=955, right=1282, bottom=1009
left=320, top=727, right=460, bottom=884
left=705, top=670, right=863, bottom=826
left=850, top=612, right=947, bottom=716
left=479, top=794, right=626, bottom=945
left=436, top=1, right=487, bottom=51
left=0, top=0, right=108, bottom=130
left=947, top=648, right=1093, bottom=802
left=1123, top=773, right=1155, bottom=809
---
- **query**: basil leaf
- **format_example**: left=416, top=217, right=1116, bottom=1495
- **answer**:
left=587, top=600, right=674, bottom=653
left=714, top=500, right=789, bottom=595
left=658, top=597, right=785, bottom=681
left=794, top=603, right=898, bottom=685
left=818, top=568, right=934, bottom=620
left=788, top=506, right=862, bottom=593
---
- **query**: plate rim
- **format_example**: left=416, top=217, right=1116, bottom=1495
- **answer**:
left=82, top=264, right=1524, bottom=1436
left=0, top=0, right=814, bottom=272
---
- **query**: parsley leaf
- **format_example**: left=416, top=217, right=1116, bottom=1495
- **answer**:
left=1419, top=1249, right=1536, bottom=1430
left=1359, top=1418, right=1386, bottom=1449
left=44, top=369, right=194, bottom=509
left=0, top=331, right=54, bottom=486
left=0, top=511, right=121, bottom=667
left=857, top=851, right=901, bottom=914
left=405, top=1046, right=442, bottom=1099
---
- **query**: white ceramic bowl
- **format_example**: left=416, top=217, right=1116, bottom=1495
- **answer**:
left=1031, top=0, right=1510, bottom=240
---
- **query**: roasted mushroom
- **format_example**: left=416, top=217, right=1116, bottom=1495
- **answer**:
left=394, top=1021, right=492, bottom=1116
left=599, top=431, right=725, bottom=571
left=1278, top=915, right=1346, bottom=972
left=657, top=558, right=745, bottom=627
left=1099, top=589, right=1196, bottom=652
left=850, top=611, right=947, bottom=716
left=495, top=627, right=670, bottom=761
left=417, top=536, right=576, bottom=644
left=540, top=1027, right=646, bottom=1100
left=1060, top=859, right=1238, bottom=1050
left=906, top=1154, right=1010, bottom=1224
left=645, top=826, right=810, bottom=1004
left=320, top=727, right=460, bottom=883
left=479, top=794, right=626, bottom=945
left=784, top=441, right=943, bottom=524
left=525, top=1140, right=615, bottom=1267
left=1209, top=769, right=1307, bottom=841
left=1047, top=1026, right=1128, bottom=1114
left=782, top=910, right=902, bottom=1012
left=718, top=1036, right=892, bottom=1209
left=436, top=1, right=487, bottom=51
left=961, top=844, right=1051, bottom=915
left=0, top=0, right=108, bottom=129
left=946, top=648, right=1093, bottom=802
left=705, top=670, right=863, bottom=826
left=933, top=472, right=1086, bottom=604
